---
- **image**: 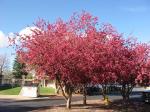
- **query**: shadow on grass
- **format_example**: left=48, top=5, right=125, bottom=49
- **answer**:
left=39, top=94, right=56, bottom=97
left=0, top=86, right=14, bottom=91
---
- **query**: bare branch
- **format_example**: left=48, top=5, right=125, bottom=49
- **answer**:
left=0, top=54, right=9, bottom=75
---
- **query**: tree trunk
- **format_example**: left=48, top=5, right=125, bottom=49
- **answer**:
left=0, top=70, right=3, bottom=84
left=56, top=86, right=60, bottom=94
left=43, top=79, right=46, bottom=87
left=83, top=85, right=87, bottom=105
left=55, top=74, right=68, bottom=100
left=66, top=94, right=72, bottom=109
left=55, top=79, right=60, bottom=94
left=102, top=84, right=107, bottom=100
left=121, top=84, right=127, bottom=102
left=121, top=84, right=133, bottom=103
left=102, top=93, right=107, bottom=100
left=55, top=73, right=73, bottom=109
left=0, top=74, right=3, bottom=85
left=22, top=75, right=25, bottom=86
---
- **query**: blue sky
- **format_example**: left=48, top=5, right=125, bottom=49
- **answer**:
left=0, top=0, right=150, bottom=68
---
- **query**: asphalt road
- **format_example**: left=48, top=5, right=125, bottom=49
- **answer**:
left=0, top=94, right=142, bottom=112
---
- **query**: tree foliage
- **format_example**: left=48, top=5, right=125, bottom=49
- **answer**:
left=10, top=11, right=150, bottom=108
left=12, top=56, right=28, bottom=78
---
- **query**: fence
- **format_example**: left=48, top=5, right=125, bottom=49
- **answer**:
left=0, top=78, right=56, bottom=88
left=0, top=78, right=34, bottom=86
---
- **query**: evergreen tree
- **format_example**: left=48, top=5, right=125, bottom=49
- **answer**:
left=12, top=56, right=28, bottom=78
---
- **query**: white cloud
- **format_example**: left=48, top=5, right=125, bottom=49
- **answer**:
left=8, top=26, right=40, bottom=45
left=0, top=31, right=8, bottom=48
left=19, top=26, right=39, bottom=37
left=0, top=26, right=40, bottom=48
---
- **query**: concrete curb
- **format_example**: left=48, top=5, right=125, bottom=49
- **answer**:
left=0, top=95, right=61, bottom=101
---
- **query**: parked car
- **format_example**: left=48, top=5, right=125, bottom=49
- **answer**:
left=86, top=86, right=101, bottom=96
left=142, top=90, right=150, bottom=103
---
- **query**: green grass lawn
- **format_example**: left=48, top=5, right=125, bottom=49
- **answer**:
left=0, top=86, right=55, bottom=95
left=39, top=87, right=55, bottom=95
left=0, top=86, right=21, bottom=95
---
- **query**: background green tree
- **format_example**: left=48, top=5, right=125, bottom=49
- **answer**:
left=12, top=56, right=28, bottom=79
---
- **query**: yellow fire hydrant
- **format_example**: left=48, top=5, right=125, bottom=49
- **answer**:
left=104, top=96, right=110, bottom=105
